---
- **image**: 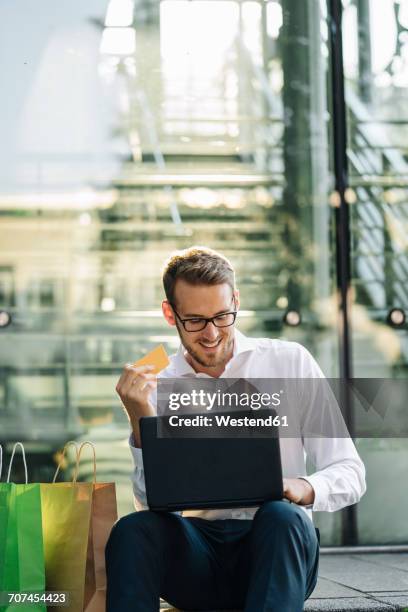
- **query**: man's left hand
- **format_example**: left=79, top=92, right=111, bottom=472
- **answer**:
left=283, top=478, right=315, bottom=506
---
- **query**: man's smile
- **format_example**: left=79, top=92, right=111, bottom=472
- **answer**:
left=198, top=338, right=222, bottom=351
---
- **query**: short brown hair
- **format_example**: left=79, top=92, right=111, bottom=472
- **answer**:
left=162, top=246, right=235, bottom=304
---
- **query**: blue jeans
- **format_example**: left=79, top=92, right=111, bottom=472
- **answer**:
left=105, top=501, right=320, bottom=612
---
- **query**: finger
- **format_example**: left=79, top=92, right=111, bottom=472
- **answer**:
left=139, top=380, right=157, bottom=398
left=129, top=374, right=157, bottom=395
left=124, top=375, right=158, bottom=401
left=116, top=366, right=133, bottom=394
left=129, top=364, right=156, bottom=373
left=120, top=365, right=155, bottom=396
left=116, top=364, right=140, bottom=396
left=283, top=485, right=292, bottom=500
left=138, top=373, right=157, bottom=381
left=122, top=363, right=155, bottom=382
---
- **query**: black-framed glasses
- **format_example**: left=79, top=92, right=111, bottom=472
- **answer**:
left=170, top=297, right=237, bottom=332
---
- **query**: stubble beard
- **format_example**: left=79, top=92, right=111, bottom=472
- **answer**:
left=177, top=323, right=234, bottom=370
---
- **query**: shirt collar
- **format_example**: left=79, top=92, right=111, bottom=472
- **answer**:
left=163, top=328, right=257, bottom=377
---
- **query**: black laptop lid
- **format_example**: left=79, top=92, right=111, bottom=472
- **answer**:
left=140, top=413, right=283, bottom=512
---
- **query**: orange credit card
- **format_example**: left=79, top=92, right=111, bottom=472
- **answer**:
left=132, top=344, right=170, bottom=375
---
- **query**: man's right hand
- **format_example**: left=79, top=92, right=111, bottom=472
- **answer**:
left=115, top=364, right=157, bottom=448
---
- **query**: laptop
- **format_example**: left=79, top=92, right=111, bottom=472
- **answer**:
left=140, top=411, right=283, bottom=512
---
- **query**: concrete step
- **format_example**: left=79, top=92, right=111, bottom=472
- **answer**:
left=161, top=553, right=408, bottom=611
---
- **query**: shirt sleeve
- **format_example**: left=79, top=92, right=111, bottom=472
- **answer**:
left=128, top=433, right=149, bottom=510
left=127, top=386, right=159, bottom=510
left=128, top=430, right=183, bottom=516
left=301, top=436, right=366, bottom=512
left=296, top=344, right=367, bottom=512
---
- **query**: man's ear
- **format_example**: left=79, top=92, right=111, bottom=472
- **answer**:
left=162, top=300, right=176, bottom=326
left=233, top=288, right=240, bottom=311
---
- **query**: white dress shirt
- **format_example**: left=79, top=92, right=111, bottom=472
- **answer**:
left=129, top=329, right=366, bottom=521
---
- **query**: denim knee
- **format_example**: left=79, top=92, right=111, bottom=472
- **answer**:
left=106, top=510, right=163, bottom=549
left=254, top=500, right=313, bottom=533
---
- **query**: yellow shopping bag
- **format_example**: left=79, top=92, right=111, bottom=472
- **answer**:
left=41, top=442, right=117, bottom=612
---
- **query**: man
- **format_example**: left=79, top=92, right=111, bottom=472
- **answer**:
left=107, top=246, right=366, bottom=612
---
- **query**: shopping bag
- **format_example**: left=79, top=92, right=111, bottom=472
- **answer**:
left=41, top=441, right=117, bottom=612
left=0, top=443, right=46, bottom=612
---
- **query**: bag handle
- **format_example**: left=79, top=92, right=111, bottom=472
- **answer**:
left=7, top=442, right=28, bottom=484
left=52, top=440, right=80, bottom=483
left=73, top=441, right=97, bottom=485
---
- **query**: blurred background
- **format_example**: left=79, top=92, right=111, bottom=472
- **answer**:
left=0, top=0, right=407, bottom=546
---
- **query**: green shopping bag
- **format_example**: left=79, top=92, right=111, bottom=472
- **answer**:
left=0, top=443, right=46, bottom=612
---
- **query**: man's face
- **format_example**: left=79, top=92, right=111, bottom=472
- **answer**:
left=165, top=280, right=239, bottom=371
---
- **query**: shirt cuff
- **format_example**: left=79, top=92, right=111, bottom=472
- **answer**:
left=128, top=433, right=144, bottom=470
left=299, top=474, right=329, bottom=512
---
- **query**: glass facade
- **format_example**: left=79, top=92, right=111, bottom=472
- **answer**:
left=342, top=0, right=408, bottom=544
left=0, top=0, right=406, bottom=543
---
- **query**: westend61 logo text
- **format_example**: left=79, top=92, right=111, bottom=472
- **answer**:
left=168, top=389, right=283, bottom=411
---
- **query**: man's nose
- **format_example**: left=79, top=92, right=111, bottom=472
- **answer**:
left=202, top=321, right=219, bottom=339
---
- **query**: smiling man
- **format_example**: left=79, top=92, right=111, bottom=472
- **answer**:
left=166, top=278, right=236, bottom=376
left=107, top=246, right=366, bottom=612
